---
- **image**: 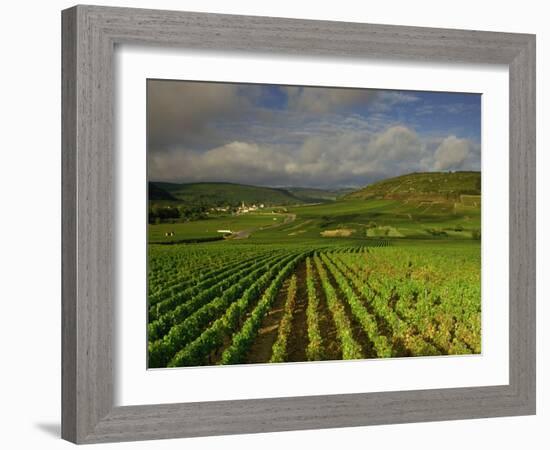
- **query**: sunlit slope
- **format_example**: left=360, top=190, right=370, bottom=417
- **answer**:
left=252, top=172, right=481, bottom=243
left=345, top=171, right=481, bottom=201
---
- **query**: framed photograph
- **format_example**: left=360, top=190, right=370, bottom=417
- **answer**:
left=62, top=5, right=536, bottom=444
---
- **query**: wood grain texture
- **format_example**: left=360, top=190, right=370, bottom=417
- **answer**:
left=508, top=36, right=536, bottom=409
left=61, top=4, right=536, bottom=444
left=61, top=7, right=77, bottom=443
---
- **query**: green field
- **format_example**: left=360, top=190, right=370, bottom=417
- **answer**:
left=249, top=196, right=479, bottom=243
left=148, top=213, right=286, bottom=243
left=147, top=171, right=481, bottom=368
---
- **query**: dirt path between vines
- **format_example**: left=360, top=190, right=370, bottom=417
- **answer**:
left=286, top=261, right=308, bottom=362
left=244, top=278, right=290, bottom=364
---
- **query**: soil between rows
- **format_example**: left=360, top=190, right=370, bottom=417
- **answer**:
left=243, top=277, right=290, bottom=364
left=285, top=261, right=308, bottom=362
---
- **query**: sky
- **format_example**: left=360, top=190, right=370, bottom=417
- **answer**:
left=147, top=80, right=481, bottom=189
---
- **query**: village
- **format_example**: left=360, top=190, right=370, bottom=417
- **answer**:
left=212, top=201, right=265, bottom=215
left=215, top=201, right=272, bottom=235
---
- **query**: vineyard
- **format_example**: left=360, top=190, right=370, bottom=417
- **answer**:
left=146, top=82, right=483, bottom=368
left=147, top=240, right=481, bottom=368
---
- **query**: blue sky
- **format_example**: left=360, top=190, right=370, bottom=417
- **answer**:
left=147, top=80, right=481, bottom=188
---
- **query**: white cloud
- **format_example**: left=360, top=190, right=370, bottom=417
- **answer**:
left=433, top=136, right=471, bottom=170
left=149, top=125, right=478, bottom=188
left=369, top=126, right=425, bottom=161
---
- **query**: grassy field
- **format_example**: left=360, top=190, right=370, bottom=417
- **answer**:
left=250, top=197, right=480, bottom=243
left=147, top=172, right=481, bottom=367
left=148, top=213, right=286, bottom=243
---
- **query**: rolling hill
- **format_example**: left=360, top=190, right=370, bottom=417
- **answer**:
left=345, top=171, right=481, bottom=202
left=148, top=172, right=482, bottom=243
left=149, top=182, right=306, bottom=206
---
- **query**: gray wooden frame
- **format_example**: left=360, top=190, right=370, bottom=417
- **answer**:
left=61, top=4, right=536, bottom=444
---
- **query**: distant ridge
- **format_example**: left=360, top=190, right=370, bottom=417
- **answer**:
left=149, top=181, right=305, bottom=206
left=285, top=187, right=349, bottom=202
left=345, top=171, right=481, bottom=201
